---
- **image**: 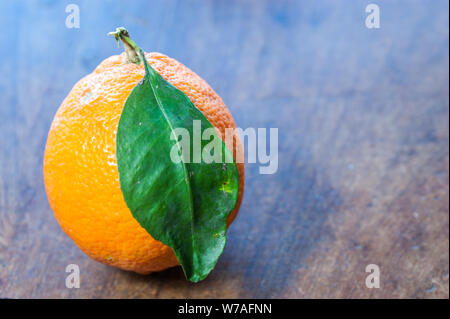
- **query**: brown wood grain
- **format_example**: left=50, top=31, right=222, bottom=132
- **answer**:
left=0, top=0, right=448, bottom=298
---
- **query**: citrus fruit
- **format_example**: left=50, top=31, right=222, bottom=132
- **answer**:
left=43, top=37, right=244, bottom=275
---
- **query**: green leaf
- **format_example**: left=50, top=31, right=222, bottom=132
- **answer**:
left=116, top=50, right=239, bottom=282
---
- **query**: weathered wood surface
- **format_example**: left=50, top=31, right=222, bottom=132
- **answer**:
left=0, top=0, right=448, bottom=298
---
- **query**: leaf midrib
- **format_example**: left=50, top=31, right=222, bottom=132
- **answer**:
left=143, top=61, right=199, bottom=271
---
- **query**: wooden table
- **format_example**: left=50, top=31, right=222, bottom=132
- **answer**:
left=0, top=0, right=448, bottom=298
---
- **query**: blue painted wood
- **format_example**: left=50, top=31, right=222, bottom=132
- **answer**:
left=0, top=0, right=448, bottom=298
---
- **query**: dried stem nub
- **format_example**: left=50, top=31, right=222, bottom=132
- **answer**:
left=108, top=27, right=142, bottom=64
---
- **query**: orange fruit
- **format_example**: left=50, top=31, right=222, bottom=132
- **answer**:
left=43, top=52, right=245, bottom=274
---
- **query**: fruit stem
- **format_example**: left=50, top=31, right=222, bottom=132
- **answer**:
left=108, top=27, right=142, bottom=64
